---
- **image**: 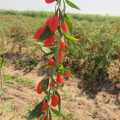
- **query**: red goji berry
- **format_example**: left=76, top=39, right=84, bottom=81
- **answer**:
left=36, top=81, right=43, bottom=94
left=42, top=101, right=47, bottom=111
left=61, top=22, right=67, bottom=32
left=43, top=117, right=49, bottom=120
left=45, top=16, right=52, bottom=25
left=49, top=81, right=55, bottom=86
left=44, top=34, right=55, bottom=47
left=60, top=41, right=67, bottom=51
left=56, top=75, right=63, bottom=84
left=47, top=58, right=55, bottom=66
left=49, top=15, right=59, bottom=32
left=45, top=0, right=55, bottom=4
left=36, top=114, right=41, bottom=119
left=34, top=27, right=46, bottom=39
left=58, top=52, right=63, bottom=63
left=51, top=94, right=59, bottom=107
left=65, top=72, right=71, bottom=78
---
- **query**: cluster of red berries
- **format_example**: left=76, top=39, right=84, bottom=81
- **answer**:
left=34, top=0, right=72, bottom=119
left=34, top=14, right=67, bottom=47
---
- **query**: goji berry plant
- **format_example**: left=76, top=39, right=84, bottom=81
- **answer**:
left=64, top=19, right=120, bottom=91
left=27, top=0, right=80, bottom=120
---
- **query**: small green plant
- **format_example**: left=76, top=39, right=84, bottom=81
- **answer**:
left=0, top=58, right=5, bottom=99
left=62, top=93, right=76, bottom=104
left=0, top=98, right=14, bottom=119
left=0, top=58, right=15, bottom=119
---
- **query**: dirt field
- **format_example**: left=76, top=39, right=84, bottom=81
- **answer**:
left=0, top=55, right=120, bottom=120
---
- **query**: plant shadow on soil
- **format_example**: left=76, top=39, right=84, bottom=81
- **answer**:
left=75, top=73, right=120, bottom=105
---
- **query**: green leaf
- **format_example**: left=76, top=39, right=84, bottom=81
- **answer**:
left=6, top=76, right=15, bottom=81
left=59, top=6, right=65, bottom=26
left=68, top=38, right=76, bottom=47
left=54, top=89, right=61, bottom=112
left=3, top=98, right=14, bottom=107
left=66, top=45, right=77, bottom=54
left=39, top=26, right=54, bottom=41
left=63, top=0, right=66, bottom=12
left=2, top=107, right=11, bottom=112
left=0, top=91, right=3, bottom=96
left=56, top=0, right=60, bottom=5
left=42, top=51, right=54, bottom=58
left=40, top=84, right=48, bottom=93
left=58, top=65, right=64, bottom=75
left=35, top=42, right=51, bottom=53
left=64, top=68, right=74, bottom=77
left=50, top=46, right=58, bottom=52
left=42, top=46, right=58, bottom=58
left=40, top=63, right=56, bottom=71
left=5, top=82, right=14, bottom=84
left=65, top=34, right=79, bottom=41
left=49, top=110, right=52, bottom=120
left=1, top=58, right=5, bottom=67
left=51, top=108, right=68, bottom=119
left=65, top=14, right=73, bottom=35
left=40, top=78, right=49, bottom=93
left=9, top=115, right=15, bottom=120
left=41, top=46, right=51, bottom=53
left=35, top=42, right=44, bottom=46
left=51, top=107, right=60, bottom=116
left=65, top=0, right=80, bottom=10
left=39, top=113, right=46, bottom=120
left=27, top=101, right=44, bottom=120
left=0, top=58, right=5, bottom=68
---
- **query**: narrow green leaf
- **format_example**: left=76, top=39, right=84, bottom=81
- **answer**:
left=64, top=68, right=74, bottom=77
left=65, top=0, right=80, bottom=10
left=39, top=113, right=46, bottom=120
left=39, top=26, right=54, bottom=41
left=40, top=84, right=47, bottom=93
left=5, top=82, right=14, bottom=84
left=42, top=51, right=55, bottom=58
left=68, top=38, right=76, bottom=47
left=40, top=63, right=56, bottom=71
left=41, top=46, right=58, bottom=58
left=35, top=42, right=51, bottom=53
left=56, top=0, right=60, bottom=5
left=1, top=58, right=5, bottom=67
left=65, top=34, right=79, bottom=41
left=27, top=101, right=44, bottom=120
left=50, top=46, right=58, bottom=52
left=35, top=42, right=44, bottom=46
left=65, top=14, right=73, bottom=35
left=51, top=108, right=60, bottom=116
left=59, top=6, right=65, bottom=26
left=0, top=91, right=3, bottom=96
left=63, top=0, right=66, bottom=12
left=40, top=78, right=49, bottom=93
left=2, top=107, right=11, bottom=112
left=66, top=45, right=77, bottom=54
left=51, top=108, right=68, bottom=119
left=49, top=110, right=52, bottom=120
left=9, top=115, right=15, bottom=120
left=41, top=46, right=51, bottom=53
left=3, top=98, right=14, bottom=107
left=54, top=89, right=61, bottom=112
